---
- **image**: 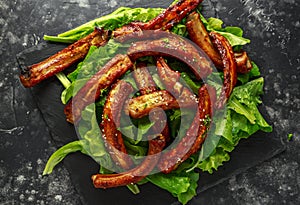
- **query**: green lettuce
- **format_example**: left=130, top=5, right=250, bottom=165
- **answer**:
left=43, top=140, right=87, bottom=175
left=147, top=171, right=199, bottom=205
left=44, top=7, right=164, bottom=43
left=200, top=14, right=251, bottom=47
left=195, top=77, right=272, bottom=173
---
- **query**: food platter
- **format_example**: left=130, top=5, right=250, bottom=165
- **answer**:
left=16, top=0, right=286, bottom=204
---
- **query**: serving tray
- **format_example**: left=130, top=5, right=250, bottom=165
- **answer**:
left=16, top=37, right=285, bottom=204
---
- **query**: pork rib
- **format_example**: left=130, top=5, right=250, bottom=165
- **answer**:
left=210, top=31, right=237, bottom=109
left=64, top=54, right=133, bottom=123
left=101, top=80, right=134, bottom=170
left=158, top=85, right=215, bottom=173
left=128, top=35, right=213, bottom=80
left=20, top=28, right=110, bottom=88
left=133, top=62, right=170, bottom=141
left=92, top=134, right=166, bottom=188
left=126, top=90, right=197, bottom=119
left=186, top=12, right=252, bottom=73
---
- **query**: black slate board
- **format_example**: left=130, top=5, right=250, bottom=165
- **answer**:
left=16, top=39, right=285, bottom=205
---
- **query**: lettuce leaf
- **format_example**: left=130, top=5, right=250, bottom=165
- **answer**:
left=42, top=140, right=87, bottom=175
left=199, top=14, right=251, bottom=47
left=147, top=171, right=199, bottom=205
left=44, top=7, right=164, bottom=43
left=196, top=77, right=272, bottom=173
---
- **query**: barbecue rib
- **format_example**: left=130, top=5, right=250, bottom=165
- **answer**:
left=158, top=85, right=215, bottom=173
left=92, top=134, right=166, bottom=188
left=101, top=80, right=134, bottom=170
left=210, top=31, right=237, bottom=109
left=20, top=28, right=110, bottom=88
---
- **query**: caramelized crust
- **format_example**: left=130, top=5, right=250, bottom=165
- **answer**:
left=133, top=62, right=170, bottom=141
left=210, top=31, right=237, bottom=109
left=128, top=35, right=213, bottom=80
left=141, top=0, right=202, bottom=30
left=158, top=85, right=215, bottom=173
left=92, top=135, right=166, bottom=188
left=64, top=54, right=133, bottom=123
left=186, top=12, right=252, bottom=73
left=20, top=28, right=110, bottom=87
left=156, top=57, right=182, bottom=96
left=126, top=90, right=197, bottom=119
left=133, top=63, right=157, bottom=95
left=186, top=12, right=223, bottom=68
left=101, top=80, right=134, bottom=170
left=234, top=51, right=253, bottom=73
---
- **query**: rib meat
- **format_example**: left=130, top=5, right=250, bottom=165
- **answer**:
left=92, top=134, right=166, bottom=188
left=20, top=28, right=110, bottom=87
left=141, top=0, right=202, bottom=30
left=128, top=35, right=213, bottom=80
left=20, top=0, right=203, bottom=87
left=156, top=57, right=182, bottom=96
left=101, top=80, right=134, bottom=170
left=126, top=90, right=197, bottom=119
left=186, top=12, right=252, bottom=73
left=210, top=31, right=237, bottom=109
left=133, top=63, right=157, bottom=95
left=186, top=12, right=223, bottom=68
left=133, top=63, right=170, bottom=141
left=158, top=85, right=215, bottom=173
left=234, top=51, right=252, bottom=74
left=64, top=54, right=133, bottom=123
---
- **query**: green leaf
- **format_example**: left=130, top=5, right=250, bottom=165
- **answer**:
left=136, top=117, right=155, bottom=143
left=147, top=171, right=199, bottom=204
left=77, top=104, right=116, bottom=171
left=199, top=13, right=251, bottom=47
left=177, top=171, right=199, bottom=205
left=224, top=26, right=244, bottom=37
left=44, top=7, right=164, bottom=43
left=197, top=147, right=230, bottom=173
left=43, top=140, right=87, bottom=175
left=287, top=133, right=293, bottom=141
left=207, top=17, right=223, bottom=30
left=180, top=72, right=202, bottom=94
left=61, top=78, right=87, bottom=104
left=126, top=184, right=140, bottom=194
left=214, top=31, right=250, bottom=47
left=55, top=72, right=71, bottom=89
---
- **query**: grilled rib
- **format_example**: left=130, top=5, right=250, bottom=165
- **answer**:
left=20, top=28, right=110, bottom=87
left=64, top=54, right=133, bottom=123
left=128, top=34, right=213, bottom=80
left=92, top=134, right=166, bottom=188
left=141, top=0, right=202, bottom=30
left=156, top=57, right=182, bottom=96
left=210, top=31, right=237, bottom=109
left=158, top=85, right=215, bottom=173
left=133, top=63, right=170, bottom=140
left=186, top=12, right=252, bottom=73
left=101, top=80, right=134, bottom=170
left=126, top=90, right=197, bottom=119
left=20, top=0, right=203, bottom=88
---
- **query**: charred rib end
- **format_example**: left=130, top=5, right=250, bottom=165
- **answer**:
left=64, top=102, right=75, bottom=124
left=19, top=65, right=33, bottom=88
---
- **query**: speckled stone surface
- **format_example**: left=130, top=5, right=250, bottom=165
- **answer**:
left=0, top=0, right=299, bottom=204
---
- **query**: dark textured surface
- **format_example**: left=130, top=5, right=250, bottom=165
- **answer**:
left=1, top=0, right=299, bottom=204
